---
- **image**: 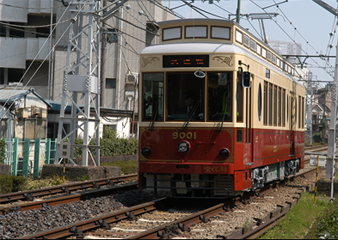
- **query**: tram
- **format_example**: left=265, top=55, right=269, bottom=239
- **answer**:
left=138, top=19, right=305, bottom=197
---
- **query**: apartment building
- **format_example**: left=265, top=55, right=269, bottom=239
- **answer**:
left=0, top=0, right=174, bottom=139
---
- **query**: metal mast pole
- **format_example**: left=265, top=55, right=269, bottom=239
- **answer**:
left=305, top=72, right=313, bottom=146
left=312, top=0, right=338, bottom=203
left=327, top=40, right=338, bottom=202
left=236, top=0, right=241, bottom=24
left=56, top=0, right=101, bottom=166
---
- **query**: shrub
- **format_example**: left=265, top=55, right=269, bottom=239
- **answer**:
left=0, top=174, right=13, bottom=194
left=0, top=139, right=6, bottom=164
left=313, top=134, right=322, bottom=143
left=102, top=160, right=137, bottom=175
left=12, top=175, right=27, bottom=192
left=100, top=128, right=137, bottom=157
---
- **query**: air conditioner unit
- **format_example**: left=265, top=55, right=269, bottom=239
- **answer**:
left=18, top=108, right=29, bottom=119
left=126, top=73, right=138, bottom=84
left=31, top=106, right=42, bottom=118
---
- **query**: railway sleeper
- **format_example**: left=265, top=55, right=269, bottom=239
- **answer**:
left=61, top=186, right=69, bottom=194
left=69, top=226, right=85, bottom=238
left=125, top=211, right=136, bottom=220
left=23, top=193, right=33, bottom=201
left=157, top=224, right=180, bottom=239
left=94, top=219, right=110, bottom=230
left=199, top=214, right=209, bottom=223
left=178, top=223, right=190, bottom=232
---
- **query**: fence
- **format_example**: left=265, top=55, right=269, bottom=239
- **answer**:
left=2, top=138, right=57, bottom=178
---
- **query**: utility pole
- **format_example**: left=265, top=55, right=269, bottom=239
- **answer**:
left=101, top=0, right=107, bottom=108
left=305, top=72, right=313, bottom=146
left=236, top=0, right=241, bottom=24
left=56, top=0, right=101, bottom=166
left=312, top=0, right=338, bottom=203
left=322, top=89, right=327, bottom=142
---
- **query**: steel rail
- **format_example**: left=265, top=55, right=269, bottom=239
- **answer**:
left=17, top=166, right=317, bottom=239
left=0, top=174, right=137, bottom=204
left=125, top=168, right=316, bottom=239
left=20, top=198, right=167, bottom=239
left=0, top=182, right=137, bottom=215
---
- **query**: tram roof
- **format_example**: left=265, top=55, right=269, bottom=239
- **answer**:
left=157, top=18, right=234, bottom=26
left=141, top=42, right=302, bottom=86
left=155, top=18, right=295, bottom=68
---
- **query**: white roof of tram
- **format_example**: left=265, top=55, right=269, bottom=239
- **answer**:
left=141, top=42, right=242, bottom=54
left=141, top=42, right=302, bottom=86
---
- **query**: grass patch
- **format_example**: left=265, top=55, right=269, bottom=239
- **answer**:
left=101, top=160, right=137, bottom=175
left=305, top=197, right=338, bottom=239
left=259, top=192, right=330, bottom=239
left=22, top=175, right=67, bottom=191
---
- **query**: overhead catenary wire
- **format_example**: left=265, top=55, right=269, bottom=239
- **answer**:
left=250, top=0, right=334, bottom=79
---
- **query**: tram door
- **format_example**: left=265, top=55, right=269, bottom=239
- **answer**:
left=245, top=88, right=252, bottom=160
left=290, top=92, right=296, bottom=156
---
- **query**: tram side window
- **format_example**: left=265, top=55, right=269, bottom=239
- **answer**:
left=167, top=72, right=204, bottom=121
left=264, top=81, right=267, bottom=125
left=298, top=96, right=301, bottom=128
left=302, top=97, right=305, bottom=128
left=208, top=72, right=232, bottom=122
left=269, top=83, right=273, bottom=126
left=278, top=87, right=281, bottom=127
left=142, top=73, right=164, bottom=121
left=282, top=89, right=285, bottom=127
left=274, top=85, right=277, bottom=126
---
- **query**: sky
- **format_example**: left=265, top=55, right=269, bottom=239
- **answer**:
left=161, top=0, right=338, bottom=88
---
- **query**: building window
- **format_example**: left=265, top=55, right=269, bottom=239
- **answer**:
left=0, top=24, right=6, bottom=37
left=104, top=125, right=116, bottom=133
left=0, top=119, right=8, bottom=138
left=107, top=28, right=118, bottom=43
left=8, top=68, right=24, bottom=83
left=0, top=68, right=4, bottom=84
left=9, top=22, right=24, bottom=38
left=106, top=78, right=116, bottom=89
left=24, top=119, right=47, bottom=139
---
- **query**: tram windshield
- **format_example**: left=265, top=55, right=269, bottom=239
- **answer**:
left=167, top=72, right=204, bottom=121
left=207, top=72, right=232, bottom=121
left=142, top=71, right=233, bottom=122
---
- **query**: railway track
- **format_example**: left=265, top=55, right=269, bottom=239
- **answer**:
left=0, top=174, right=137, bottom=205
left=20, top=167, right=316, bottom=239
left=0, top=182, right=137, bottom=215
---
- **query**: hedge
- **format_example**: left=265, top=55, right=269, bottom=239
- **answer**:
left=71, top=128, right=137, bottom=158
left=0, top=175, right=26, bottom=194
left=0, top=139, right=5, bottom=164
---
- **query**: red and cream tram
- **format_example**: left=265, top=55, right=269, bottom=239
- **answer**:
left=138, top=19, right=305, bottom=197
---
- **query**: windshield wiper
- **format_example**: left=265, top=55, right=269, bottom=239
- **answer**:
left=149, top=100, right=160, bottom=131
left=218, top=91, right=228, bottom=132
left=181, top=100, right=201, bottom=132
left=218, top=110, right=227, bottom=131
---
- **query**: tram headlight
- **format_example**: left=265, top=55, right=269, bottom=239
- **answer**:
left=141, top=147, right=152, bottom=157
left=219, top=148, right=230, bottom=158
left=178, top=141, right=190, bottom=153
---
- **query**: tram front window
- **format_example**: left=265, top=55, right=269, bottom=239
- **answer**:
left=167, top=72, right=204, bottom=121
left=142, top=73, right=164, bottom=121
left=207, top=72, right=232, bottom=121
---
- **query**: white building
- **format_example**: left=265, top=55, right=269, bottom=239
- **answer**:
left=0, top=0, right=174, bottom=139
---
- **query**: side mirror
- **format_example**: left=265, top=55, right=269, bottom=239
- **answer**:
left=242, top=71, right=251, bottom=88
